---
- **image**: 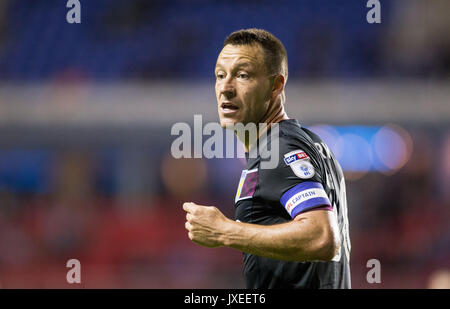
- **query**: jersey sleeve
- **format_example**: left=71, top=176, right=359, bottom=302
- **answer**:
left=258, top=132, right=332, bottom=218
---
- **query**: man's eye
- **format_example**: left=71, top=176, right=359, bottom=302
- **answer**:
left=238, top=73, right=249, bottom=79
left=216, top=73, right=225, bottom=80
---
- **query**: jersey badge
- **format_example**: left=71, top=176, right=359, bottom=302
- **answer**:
left=284, top=150, right=315, bottom=179
left=283, top=150, right=309, bottom=165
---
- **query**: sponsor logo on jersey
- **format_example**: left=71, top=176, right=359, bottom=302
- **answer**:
left=283, top=150, right=315, bottom=179
left=283, top=150, right=309, bottom=165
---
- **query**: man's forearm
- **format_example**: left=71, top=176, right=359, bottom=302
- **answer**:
left=221, top=211, right=339, bottom=262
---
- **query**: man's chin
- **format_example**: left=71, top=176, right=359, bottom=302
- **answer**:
left=219, top=117, right=239, bottom=129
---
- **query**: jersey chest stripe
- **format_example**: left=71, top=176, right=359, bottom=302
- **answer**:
left=235, top=169, right=258, bottom=203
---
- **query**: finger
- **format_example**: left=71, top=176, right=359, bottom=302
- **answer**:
left=188, top=232, right=194, bottom=241
left=183, top=202, right=196, bottom=213
left=185, top=221, right=192, bottom=231
left=183, top=202, right=191, bottom=212
left=186, top=213, right=193, bottom=222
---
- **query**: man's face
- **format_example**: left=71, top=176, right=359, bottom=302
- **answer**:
left=215, top=44, right=273, bottom=128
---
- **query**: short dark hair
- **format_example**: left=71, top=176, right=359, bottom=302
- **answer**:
left=224, top=28, right=288, bottom=81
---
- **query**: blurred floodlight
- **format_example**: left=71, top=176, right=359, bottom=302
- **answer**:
left=308, top=124, right=413, bottom=178
left=161, top=156, right=207, bottom=198
left=372, top=124, right=413, bottom=174
left=337, top=133, right=372, bottom=174
left=428, top=269, right=450, bottom=289
left=307, top=125, right=343, bottom=159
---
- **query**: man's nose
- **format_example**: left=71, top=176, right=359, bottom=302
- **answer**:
left=218, top=77, right=236, bottom=99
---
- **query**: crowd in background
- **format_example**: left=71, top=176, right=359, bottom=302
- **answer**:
left=0, top=0, right=448, bottom=288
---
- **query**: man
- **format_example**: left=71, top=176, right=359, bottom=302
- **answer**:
left=183, top=29, right=351, bottom=288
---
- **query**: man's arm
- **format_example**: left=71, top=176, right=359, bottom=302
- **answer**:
left=183, top=202, right=340, bottom=262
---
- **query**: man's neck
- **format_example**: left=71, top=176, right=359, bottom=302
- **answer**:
left=241, top=98, right=289, bottom=152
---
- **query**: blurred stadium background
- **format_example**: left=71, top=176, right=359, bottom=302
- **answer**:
left=0, top=0, right=449, bottom=288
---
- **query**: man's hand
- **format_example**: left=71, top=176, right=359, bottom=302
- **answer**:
left=183, top=202, right=231, bottom=248
left=183, top=202, right=339, bottom=262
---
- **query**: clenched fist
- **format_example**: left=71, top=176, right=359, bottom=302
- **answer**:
left=183, top=202, right=232, bottom=248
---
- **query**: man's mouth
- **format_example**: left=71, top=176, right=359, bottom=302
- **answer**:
left=221, top=102, right=239, bottom=113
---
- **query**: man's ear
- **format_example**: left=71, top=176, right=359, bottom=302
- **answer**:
left=272, top=74, right=285, bottom=98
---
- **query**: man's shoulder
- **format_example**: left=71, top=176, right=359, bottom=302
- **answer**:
left=276, top=120, right=319, bottom=156
left=277, top=119, right=318, bottom=143
left=258, top=119, right=323, bottom=173
left=278, top=119, right=303, bottom=138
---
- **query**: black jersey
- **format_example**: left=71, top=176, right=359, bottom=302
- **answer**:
left=234, top=119, right=351, bottom=289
